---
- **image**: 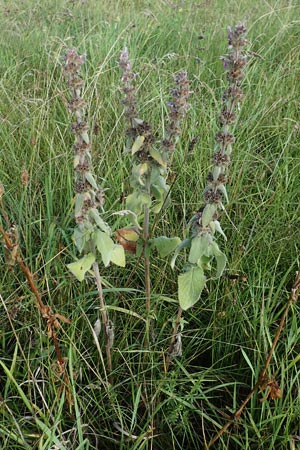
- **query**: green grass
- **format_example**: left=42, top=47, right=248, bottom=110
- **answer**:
left=1, top=0, right=300, bottom=449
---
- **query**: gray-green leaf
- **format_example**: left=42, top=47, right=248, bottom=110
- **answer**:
left=178, top=266, right=206, bottom=310
left=67, top=253, right=96, bottom=282
left=150, top=236, right=181, bottom=258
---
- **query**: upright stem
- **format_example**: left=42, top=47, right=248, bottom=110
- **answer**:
left=165, top=306, right=183, bottom=371
left=143, top=178, right=152, bottom=347
left=92, top=260, right=113, bottom=377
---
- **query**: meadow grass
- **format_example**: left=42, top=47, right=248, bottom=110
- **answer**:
left=0, top=0, right=300, bottom=449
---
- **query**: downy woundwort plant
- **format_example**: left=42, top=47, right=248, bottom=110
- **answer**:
left=169, top=24, right=248, bottom=356
left=63, top=48, right=125, bottom=375
left=119, top=48, right=190, bottom=339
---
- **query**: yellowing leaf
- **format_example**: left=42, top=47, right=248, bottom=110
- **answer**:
left=110, top=244, right=126, bottom=267
left=67, top=253, right=95, bottom=282
left=94, top=230, right=114, bottom=267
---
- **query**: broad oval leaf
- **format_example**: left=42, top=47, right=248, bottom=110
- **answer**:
left=150, top=236, right=181, bottom=258
left=188, top=233, right=213, bottom=264
left=178, top=266, right=206, bottom=310
left=67, top=253, right=95, bottom=282
left=110, top=244, right=126, bottom=267
left=94, top=230, right=115, bottom=267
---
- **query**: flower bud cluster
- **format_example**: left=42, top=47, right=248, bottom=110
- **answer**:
left=119, top=47, right=138, bottom=127
left=162, top=71, right=191, bottom=154
left=63, top=48, right=105, bottom=231
left=197, top=24, right=248, bottom=231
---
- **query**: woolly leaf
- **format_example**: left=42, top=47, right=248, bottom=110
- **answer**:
left=178, top=266, right=206, bottom=310
left=85, top=172, right=98, bottom=189
left=150, top=236, right=181, bottom=258
left=67, top=253, right=95, bottom=282
left=213, top=220, right=227, bottom=241
left=89, top=208, right=111, bottom=234
left=75, top=194, right=85, bottom=217
left=188, top=233, right=213, bottom=264
left=74, top=154, right=80, bottom=168
left=202, top=204, right=217, bottom=227
left=126, top=191, right=151, bottom=216
left=149, top=148, right=166, bottom=167
left=217, top=184, right=229, bottom=203
left=132, top=163, right=148, bottom=185
left=170, top=238, right=191, bottom=270
left=94, top=230, right=114, bottom=267
left=110, top=244, right=126, bottom=267
left=131, top=135, right=145, bottom=155
left=211, top=241, right=227, bottom=277
left=73, top=228, right=89, bottom=253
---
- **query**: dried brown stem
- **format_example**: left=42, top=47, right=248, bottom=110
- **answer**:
left=165, top=306, right=183, bottom=372
left=208, top=270, right=300, bottom=448
left=0, top=222, right=73, bottom=404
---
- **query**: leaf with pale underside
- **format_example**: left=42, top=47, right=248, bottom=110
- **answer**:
left=178, top=266, right=206, bottom=310
left=150, top=236, right=181, bottom=258
left=131, top=135, right=145, bottom=155
left=94, top=230, right=115, bottom=267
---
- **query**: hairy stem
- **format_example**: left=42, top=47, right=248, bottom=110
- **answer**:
left=92, top=260, right=113, bottom=378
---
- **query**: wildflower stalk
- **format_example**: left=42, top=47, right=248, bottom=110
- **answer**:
left=63, top=48, right=125, bottom=378
left=169, top=24, right=248, bottom=360
left=119, top=49, right=190, bottom=344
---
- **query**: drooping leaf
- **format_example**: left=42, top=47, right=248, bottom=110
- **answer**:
left=170, top=238, right=191, bottom=270
left=178, top=266, right=206, bottom=310
left=73, top=228, right=90, bottom=253
left=94, top=230, right=115, bottom=267
left=212, top=166, right=222, bottom=180
left=217, top=184, right=229, bottom=203
left=126, top=191, right=152, bottom=216
left=213, top=220, right=227, bottom=241
left=67, top=253, right=95, bottom=282
left=211, top=241, right=227, bottom=277
left=116, top=227, right=140, bottom=242
left=202, top=204, right=218, bottom=227
left=149, top=148, right=166, bottom=167
left=150, top=236, right=181, bottom=258
left=188, top=233, right=213, bottom=264
left=89, top=208, right=111, bottom=234
left=81, top=131, right=89, bottom=144
left=85, top=172, right=98, bottom=189
left=110, top=244, right=126, bottom=267
left=116, top=227, right=140, bottom=254
left=133, top=118, right=144, bottom=125
left=131, top=135, right=145, bottom=155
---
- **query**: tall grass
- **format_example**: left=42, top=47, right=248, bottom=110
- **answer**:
left=0, top=1, right=300, bottom=449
